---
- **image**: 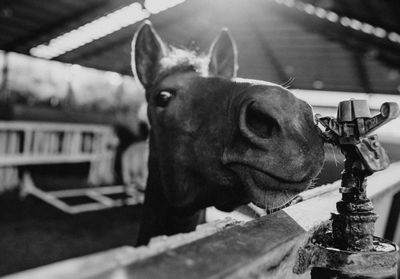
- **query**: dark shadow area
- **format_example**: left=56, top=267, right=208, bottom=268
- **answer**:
left=0, top=190, right=142, bottom=276
left=28, top=163, right=91, bottom=190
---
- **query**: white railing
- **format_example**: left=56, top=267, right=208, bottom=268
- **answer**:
left=0, top=121, right=117, bottom=193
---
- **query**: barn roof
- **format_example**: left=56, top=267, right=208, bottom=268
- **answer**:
left=0, top=0, right=399, bottom=94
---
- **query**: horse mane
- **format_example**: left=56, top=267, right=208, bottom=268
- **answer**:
left=157, top=47, right=209, bottom=81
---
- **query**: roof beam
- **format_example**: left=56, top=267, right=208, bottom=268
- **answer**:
left=62, top=11, right=194, bottom=65
left=2, top=0, right=110, bottom=52
left=275, top=3, right=400, bottom=70
left=60, top=32, right=133, bottom=63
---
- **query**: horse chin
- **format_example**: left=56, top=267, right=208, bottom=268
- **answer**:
left=246, top=185, right=299, bottom=211
left=228, top=163, right=310, bottom=211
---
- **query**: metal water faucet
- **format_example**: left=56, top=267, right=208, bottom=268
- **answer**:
left=293, top=99, right=399, bottom=279
left=316, top=99, right=399, bottom=251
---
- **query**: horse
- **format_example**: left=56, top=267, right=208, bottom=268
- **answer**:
left=132, top=21, right=325, bottom=246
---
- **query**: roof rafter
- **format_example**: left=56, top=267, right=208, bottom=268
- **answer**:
left=273, top=0, right=400, bottom=69
left=3, top=0, right=111, bottom=52
left=62, top=11, right=193, bottom=65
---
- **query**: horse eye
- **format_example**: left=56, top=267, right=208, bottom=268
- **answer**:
left=155, top=91, right=174, bottom=107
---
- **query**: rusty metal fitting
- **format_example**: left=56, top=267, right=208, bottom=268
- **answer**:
left=336, top=200, right=374, bottom=213
left=310, top=236, right=399, bottom=278
left=332, top=212, right=378, bottom=251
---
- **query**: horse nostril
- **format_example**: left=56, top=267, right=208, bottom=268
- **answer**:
left=245, top=102, right=279, bottom=139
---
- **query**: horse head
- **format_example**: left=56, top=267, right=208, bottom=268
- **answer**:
left=132, top=21, right=324, bottom=245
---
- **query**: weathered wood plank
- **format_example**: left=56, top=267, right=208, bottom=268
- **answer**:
left=100, top=211, right=307, bottom=279
left=3, top=219, right=239, bottom=279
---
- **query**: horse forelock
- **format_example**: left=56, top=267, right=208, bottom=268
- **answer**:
left=156, top=47, right=209, bottom=81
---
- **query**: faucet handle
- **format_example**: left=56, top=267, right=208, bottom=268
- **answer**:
left=364, top=102, right=400, bottom=136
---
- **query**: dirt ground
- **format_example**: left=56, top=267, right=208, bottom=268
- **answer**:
left=0, top=190, right=142, bottom=276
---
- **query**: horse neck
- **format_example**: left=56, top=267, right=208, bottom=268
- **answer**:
left=135, top=145, right=204, bottom=246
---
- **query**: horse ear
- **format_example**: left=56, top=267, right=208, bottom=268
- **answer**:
left=132, top=21, right=168, bottom=89
left=208, top=28, right=238, bottom=79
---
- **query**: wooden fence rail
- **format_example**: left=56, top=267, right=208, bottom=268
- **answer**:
left=5, top=161, right=400, bottom=279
